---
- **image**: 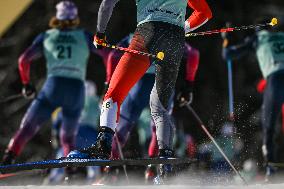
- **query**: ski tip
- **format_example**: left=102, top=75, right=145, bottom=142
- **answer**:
left=157, top=52, right=165, bottom=61
left=270, top=18, right=278, bottom=26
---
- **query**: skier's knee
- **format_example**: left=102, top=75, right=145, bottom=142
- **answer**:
left=150, top=91, right=168, bottom=121
left=19, top=116, right=39, bottom=136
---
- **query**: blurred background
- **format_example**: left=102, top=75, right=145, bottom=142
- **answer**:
left=0, top=0, right=284, bottom=168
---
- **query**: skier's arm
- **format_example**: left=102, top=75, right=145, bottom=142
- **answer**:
left=185, top=0, right=212, bottom=33
left=18, top=33, right=44, bottom=85
left=223, top=35, right=257, bottom=60
left=96, top=0, right=120, bottom=33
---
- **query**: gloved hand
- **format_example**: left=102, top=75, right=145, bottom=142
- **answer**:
left=22, top=83, right=36, bottom=99
left=177, top=81, right=194, bottom=104
left=93, top=32, right=107, bottom=49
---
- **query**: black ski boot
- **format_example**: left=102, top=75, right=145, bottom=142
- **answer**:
left=1, top=150, right=16, bottom=165
left=154, top=149, right=175, bottom=184
left=68, top=127, right=114, bottom=159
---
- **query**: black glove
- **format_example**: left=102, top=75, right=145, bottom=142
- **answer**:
left=177, top=81, right=194, bottom=104
left=22, top=83, right=36, bottom=99
left=93, top=32, right=107, bottom=49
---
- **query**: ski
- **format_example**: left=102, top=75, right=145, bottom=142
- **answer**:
left=0, top=157, right=194, bottom=174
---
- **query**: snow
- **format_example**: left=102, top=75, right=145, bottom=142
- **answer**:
left=1, top=184, right=284, bottom=189
left=1, top=169, right=284, bottom=189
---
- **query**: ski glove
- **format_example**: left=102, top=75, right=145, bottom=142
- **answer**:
left=177, top=81, right=194, bottom=104
left=93, top=32, right=107, bottom=49
left=22, top=83, right=36, bottom=99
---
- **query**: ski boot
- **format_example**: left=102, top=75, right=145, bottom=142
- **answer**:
left=154, top=149, right=175, bottom=185
left=1, top=150, right=16, bottom=165
left=68, top=127, right=114, bottom=159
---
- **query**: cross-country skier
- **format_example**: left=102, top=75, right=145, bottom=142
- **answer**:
left=104, top=34, right=200, bottom=161
left=223, top=20, right=284, bottom=181
left=1, top=1, right=110, bottom=165
left=69, top=0, right=212, bottom=179
left=103, top=34, right=200, bottom=182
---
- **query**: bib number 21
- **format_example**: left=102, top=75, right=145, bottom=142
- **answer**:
left=57, top=45, right=72, bottom=59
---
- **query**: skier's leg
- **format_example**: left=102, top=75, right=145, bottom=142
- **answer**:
left=2, top=94, right=55, bottom=164
left=145, top=23, right=184, bottom=181
left=112, top=74, right=155, bottom=159
left=60, top=112, right=81, bottom=157
left=149, top=27, right=184, bottom=154
left=262, top=72, right=284, bottom=178
left=60, top=80, right=85, bottom=156
left=148, top=93, right=174, bottom=158
left=101, top=34, right=151, bottom=131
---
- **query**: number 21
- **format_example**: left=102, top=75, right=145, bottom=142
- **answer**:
left=57, top=45, right=72, bottom=59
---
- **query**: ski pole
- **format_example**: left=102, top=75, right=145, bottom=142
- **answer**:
left=101, top=43, right=165, bottom=61
left=0, top=93, right=22, bottom=104
left=222, top=22, right=235, bottom=121
left=226, top=59, right=234, bottom=121
left=114, top=130, right=130, bottom=184
left=186, top=18, right=278, bottom=37
left=180, top=101, right=248, bottom=185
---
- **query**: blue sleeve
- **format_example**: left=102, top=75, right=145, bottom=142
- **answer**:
left=32, top=33, right=44, bottom=46
left=22, top=33, right=44, bottom=61
left=223, top=35, right=257, bottom=60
